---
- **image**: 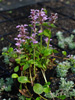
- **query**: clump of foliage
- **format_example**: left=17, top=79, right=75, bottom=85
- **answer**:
left=67, top=55, right=75, bottom=73
left=2, top=8, right=75, bottom=100
left=56, top=31, right=75, bottom=49
left=45, top=78, right=75, bottom=99
left=56, top=61, right=71, bottom=77
left=0, top=77, right=13, bottom=92
left=2, top=8, right=58, bottom=100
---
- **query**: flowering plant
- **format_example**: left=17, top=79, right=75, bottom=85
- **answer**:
left=2, top=8, right=58, bottom=99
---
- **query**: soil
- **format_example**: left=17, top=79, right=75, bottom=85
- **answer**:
left=0, top=0, right=75, bottom=100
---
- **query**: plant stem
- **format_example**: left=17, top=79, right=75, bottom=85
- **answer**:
left=47, top=37, right=50, bottom=49
left=25, top=84, right=32, bottom=96
left=41, top=69, right=55, bottom=100
left=38, top=94, right=48, bottom=100
left=34, top=47, right=36, bottom=77
left=40, top=35, right=42, bottom=50
left=41, top=69, right=47, bottom=83
left=40, top=26, right=43, bottom=50
left=29, top=67, right=33, bottom=86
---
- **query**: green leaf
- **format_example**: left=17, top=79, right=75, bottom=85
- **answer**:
left=38, top=32, right=44, bottom=36
left=36, top=97, right=40, bottom=100
left=28, top=59, right=34, bottom=64
left=33, top=83, right=43, bottom=94
left=29, top=24, right=33, bottom=27
left=62, top=51, right=67, bottom=56
left=12, top=73, right=18, bottom=78
left=19, top=84, right=22, bottom=90
left=23, top=64, right=29, bottom=71
left=15, top=58, right=20, bottom=64
left=42, top=22, right=49, bottom=27
left=53, top=49, right=59, bottom=53
left=14, top=66, right=19, bottom=72
left=8, top=47, right=13, bottom=52
left=43, top=87, right=50, bottom=93
left=1, top=37, right=4, bottom=41
left=36, top=23, right=40, bottom=26
left=26, top=98, right=31, bottom=100
left=50, top=24, right=56, bottom=28
left=37, top=63, right=42, bottom=68
left=18, top=76, right=30, bottom=83
left=44, top=29, right=51, bottom=38
left=44, top=49, right=52, bottom=56
left=43, top=64, right=47, bottom=69
left=57, top=95, right=66, bottom=100
left=43, top=9, right=47, bottom=14
left=44, top=82, right=51, bottom=86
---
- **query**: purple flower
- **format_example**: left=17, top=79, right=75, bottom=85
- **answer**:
left=38, top=30, right=42, bottom=33
left=15, top=42, right=21, bottom=47
left=44, top=38, right=52, bottom=43
left=26, top=36, right=30, bottom=39
left=33, top=40, right=38, bottom=44
left=32, top=33, right=36, bottom=38
left=37, top=8, right=47, bottom=24
left=14, top=38, right=18, bottom=40
left=44, top=37, right=48, bottom=43
left=48, top=13, right=58, bottom=24
left=21, top=39, right=25, bottom=42
left=50, top=39, right=52, bottom=41
left=24, top=24, right=28, bottom=27
left=67, top=55, right=73, bottom=58
left=16, top=25, right=20, bottom=28
left=17, top=34, right=22, bottom=38
left=16, top=48, right=23, bottom=54
left=49, top=44, right=52, bottom=47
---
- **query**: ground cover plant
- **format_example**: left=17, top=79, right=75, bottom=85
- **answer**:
left=56, top=31, right=75, bottom=49
left=1, top=8, right=75, bottom=100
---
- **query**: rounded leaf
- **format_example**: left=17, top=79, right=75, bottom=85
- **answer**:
left=18, top=76, right=30, bottom=83
left=62, top=51, right=67, bottom=56
left=12, top=73, right=18, bottom=78
left=33, top=83, right=43, bottom=94
left=14, top=66, right=19, bottom=72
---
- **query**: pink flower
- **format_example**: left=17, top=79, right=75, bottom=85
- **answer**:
left=17, top=34, right=22, bottom=37
left=50, top=39, right=52, bottom=41
left=16, top=49, right=23, bottom=54
left=44, top=37, right=48, bottom=43
left=21, top=39, right=25, bottom=42
left=48, top=13, right=58, bottom=24
left=38, top=30, right=42, bottom=33
left=16, top=25, right=20, bottom=28
left=49, top=44, right=52, bottom=47
left=15, top=43, right=21, bottom=47
left=33, top=40, right=38, bottom=44
left=14, top=38, right=18, bottom=40
left=37, top=8, right=47, bottom=24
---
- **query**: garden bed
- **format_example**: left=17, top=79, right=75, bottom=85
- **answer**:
left=0, top=0, right=75, bottom=100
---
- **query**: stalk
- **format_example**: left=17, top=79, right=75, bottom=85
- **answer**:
left=29, top=67, right=33, bottom=86
left=38, top=94, right=47, bottom=100
left=47, top=37, right=50, bottom=49
left=41, top=69, right=47, bottom=84
left=41, top=69, right=55, bottom=100
left=40, top=26, right=43, bottom=50
left=34, top=47, right=36, bottom=77
left=25, top=85, right=31, bottom=96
